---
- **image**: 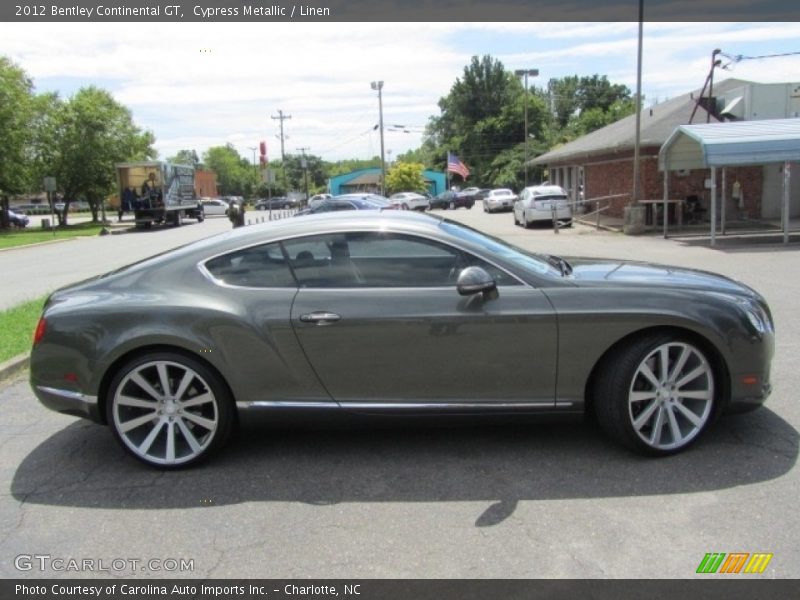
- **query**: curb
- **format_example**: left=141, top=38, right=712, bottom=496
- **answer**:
left=0, top=353, right=29, bottom=381
left=0, top=237, right=78, bottom=253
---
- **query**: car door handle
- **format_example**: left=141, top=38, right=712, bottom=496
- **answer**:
left=299, top=312, right=341, bottom=325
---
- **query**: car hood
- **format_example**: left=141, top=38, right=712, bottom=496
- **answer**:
left=567, top=258, right=761, bottom=299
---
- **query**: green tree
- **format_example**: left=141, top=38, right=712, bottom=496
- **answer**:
left=548, top=74, right=632, bottom=130
left=283, top=153, right=327, bottom=195
left=44, top=86, right=155, bottom=224
left=426, top=55, right=550, bottom=190
left=203, top=144, right=255, bottom=197
left=326, top=158, right=381, bottom=178
left=386, top=162, right=426, bottom=195
left=167, top=149, right=202, bottom=169
left=0, top=57, right=35, bottom=227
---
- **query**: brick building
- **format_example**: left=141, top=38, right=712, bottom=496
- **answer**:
left=532, top=78, right=800, bottom=221
left=194, top=169, right=218, bottom=198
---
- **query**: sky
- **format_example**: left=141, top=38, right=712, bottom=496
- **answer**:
left=2, top=21, right=800, bottom=164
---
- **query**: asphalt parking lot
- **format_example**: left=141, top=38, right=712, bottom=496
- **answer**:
left=1, top=205, right=798, bottom=579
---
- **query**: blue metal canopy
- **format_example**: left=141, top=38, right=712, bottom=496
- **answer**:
left=659, top=118, right=800, bottom=170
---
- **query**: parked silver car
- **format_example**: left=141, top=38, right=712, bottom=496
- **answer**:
left=514, top=184, right=572, bottom=227
left=30, top=211, right=773, bottom=468
left=483, top=188, right=517, bottom=213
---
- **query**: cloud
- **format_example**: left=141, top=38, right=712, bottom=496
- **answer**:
left=4, top=21, right=799, bottom=161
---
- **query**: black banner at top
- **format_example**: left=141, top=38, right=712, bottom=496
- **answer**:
left=1, top=0, right=799, bottom=22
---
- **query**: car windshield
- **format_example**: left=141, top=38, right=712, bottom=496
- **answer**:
left=438, top=219, right=561, bottom=277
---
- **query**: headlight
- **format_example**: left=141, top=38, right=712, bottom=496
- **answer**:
left=743, top=302, right=773, bottom=335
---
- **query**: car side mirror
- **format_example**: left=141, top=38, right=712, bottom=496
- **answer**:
left=456, top=266, right=498, bottom=300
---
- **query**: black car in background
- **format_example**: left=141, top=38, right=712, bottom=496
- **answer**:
left=429, top=190, right=475, bottom=210
left=255, top=197, right=297, bottom=210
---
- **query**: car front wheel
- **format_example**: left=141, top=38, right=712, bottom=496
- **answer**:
left=107, top=353, right=235, bottom=468
left=594, top=335, right=716, bottom=455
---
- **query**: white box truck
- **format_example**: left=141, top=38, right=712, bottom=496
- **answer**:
left=116, top=161, right=205, bottom=228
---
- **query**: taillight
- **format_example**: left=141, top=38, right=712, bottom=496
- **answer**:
left=33, top=317, right=47, bottom=346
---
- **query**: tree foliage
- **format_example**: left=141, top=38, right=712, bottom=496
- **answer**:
left=43, top=86, right=155, bottom=223
left=386, top=161, right=426, bottom=195
left=425, top=55, right=550, bottom=190
left=203, top=144, right=255, bottom=197
left=0, top=57, right=35, bottom=225
left=418, top=60, right=634, bottom=190
left=167, top=149, right=202, bottom=169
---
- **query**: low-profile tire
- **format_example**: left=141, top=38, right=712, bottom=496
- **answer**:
left=593, top=334, right=717, bottom=456
left=106, top=352, right=235, bottom=468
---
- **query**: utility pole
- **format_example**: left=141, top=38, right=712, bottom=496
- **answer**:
left=271, top=109, right=291, bottom=191
left=371, top=81, right=386, bottom=196
left=297, top=146, right=310, bottom=204
left=247, top=146, right=257, bottom=199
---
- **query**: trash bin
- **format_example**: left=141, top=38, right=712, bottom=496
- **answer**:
left=41, top=218, right=50, bottom=229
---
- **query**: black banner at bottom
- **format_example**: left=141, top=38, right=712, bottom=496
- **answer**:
left=3, top=579, right=800, bottom=600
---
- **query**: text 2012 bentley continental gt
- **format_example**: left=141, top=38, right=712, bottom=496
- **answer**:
left=30, top=211, right=774, bottom=468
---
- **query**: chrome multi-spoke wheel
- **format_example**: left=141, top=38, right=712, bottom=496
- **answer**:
left=108, top=354, right=233, bottom=467
left=628, top=342, right=714, bottom=451
left=594, top=335, right=718, bottom=455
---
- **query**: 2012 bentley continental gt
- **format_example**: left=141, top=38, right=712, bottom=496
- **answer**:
left=30, top=212, right=774, bottom=468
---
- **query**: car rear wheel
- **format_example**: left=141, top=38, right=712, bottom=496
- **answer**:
left=594, top=335, right=716, bottom=455
left=107, top=353, right=235, bottom=468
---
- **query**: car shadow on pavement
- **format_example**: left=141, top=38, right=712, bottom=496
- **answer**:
left=11, top=409, right=797, bottom=527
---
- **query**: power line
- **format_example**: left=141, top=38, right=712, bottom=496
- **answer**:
left=720, top=50, right=800, bottom=69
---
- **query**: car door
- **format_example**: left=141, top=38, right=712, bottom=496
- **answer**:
left=285, top=232, right=557, bottom=406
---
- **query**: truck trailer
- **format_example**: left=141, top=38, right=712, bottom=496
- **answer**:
left=116, top=161, right=205, bottom=228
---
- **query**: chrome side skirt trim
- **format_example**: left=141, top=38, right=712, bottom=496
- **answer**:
left=37, top=386, right=98, bottom=405
left=341, top=401, right=558, bottom=410
left=237, top=401, right=338, bottom=409
left=238, top=400, right=574, bottom=410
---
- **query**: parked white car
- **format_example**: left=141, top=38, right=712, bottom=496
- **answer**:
left=388, top=192, right=430, bottom=211
left=200, top=198, right=230, bottom=216
left=513, top=185, right=572, bottom=227
left=483, top=188, right=516, bottom=213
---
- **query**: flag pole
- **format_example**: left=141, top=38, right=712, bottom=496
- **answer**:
left=446, top=151, right=451, bottom=191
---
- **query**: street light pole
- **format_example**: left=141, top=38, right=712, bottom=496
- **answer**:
left=371, top=80, right=386, bottom=195
left=514, top=68, right=539, bottom=187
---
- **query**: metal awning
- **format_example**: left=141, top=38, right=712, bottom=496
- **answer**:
left=658, top=118, right=800, bottom=245
left=659, top=118, right=800, bottom=170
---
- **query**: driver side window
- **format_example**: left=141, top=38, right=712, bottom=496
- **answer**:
left=282, top=233, right=519, bottom=288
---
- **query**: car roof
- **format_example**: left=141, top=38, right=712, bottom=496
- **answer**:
left=525, top=185, right=567, bottom=196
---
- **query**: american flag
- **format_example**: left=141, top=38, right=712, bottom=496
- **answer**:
left=447, top=153, right=470, bottom=179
